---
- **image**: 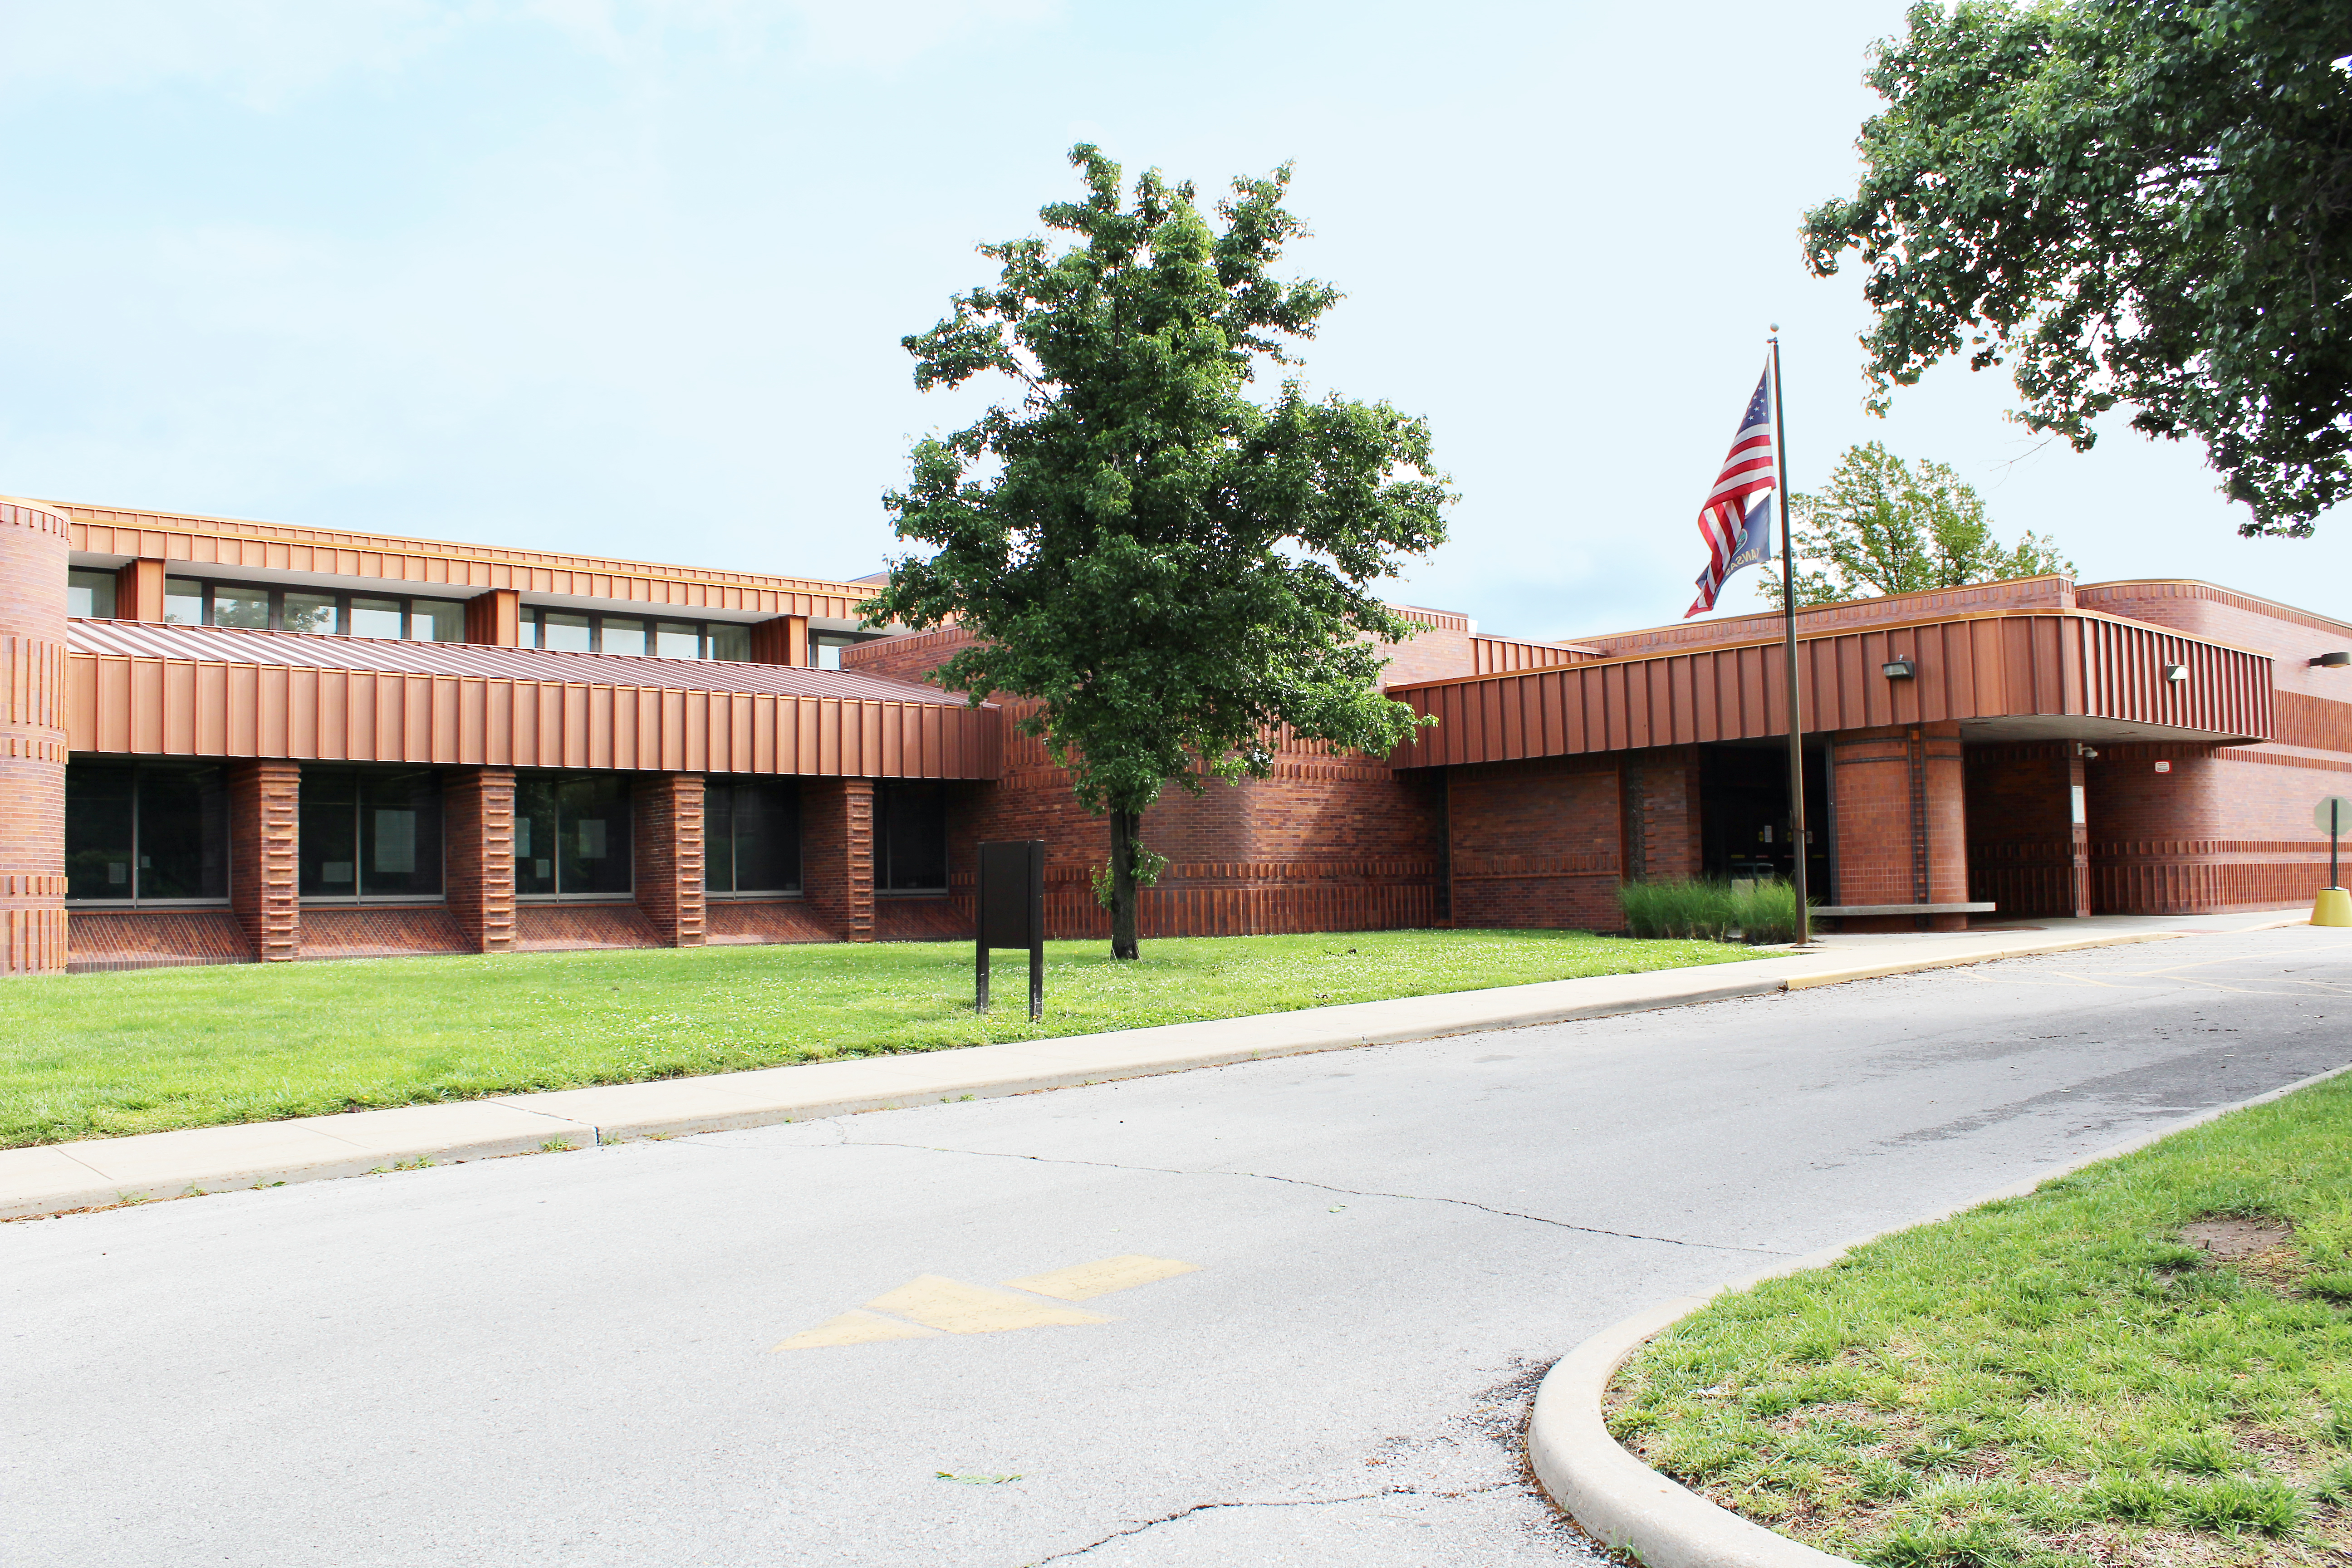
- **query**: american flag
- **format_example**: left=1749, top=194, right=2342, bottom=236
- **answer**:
left=1685, top=364, right=1778, bottom=617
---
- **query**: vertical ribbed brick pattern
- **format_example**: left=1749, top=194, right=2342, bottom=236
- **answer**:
left=444, top=767, right=517, bottom=953
left=0, top=499, right=71, bottom=974
left=633, top=773, right=706, bottom=946
left=1833, top=723, right=1969, bottom=930
left=227, top=759, right=301, bottom=960
left=803, top=778, right=875, bottom=941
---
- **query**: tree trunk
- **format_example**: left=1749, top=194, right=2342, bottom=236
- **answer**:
left=1108, top=808, right=1140, bottom=960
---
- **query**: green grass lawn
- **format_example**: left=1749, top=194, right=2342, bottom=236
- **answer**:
left=1608, top=1072, right=2352, bottom=1567
left=0, top=928, right=1758, bottom=1149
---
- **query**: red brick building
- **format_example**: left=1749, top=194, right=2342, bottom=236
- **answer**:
left=3, top=493, right=2346, bottom=975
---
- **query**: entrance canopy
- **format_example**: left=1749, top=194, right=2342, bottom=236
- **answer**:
left=1386, top=584, right=2270, bottom=769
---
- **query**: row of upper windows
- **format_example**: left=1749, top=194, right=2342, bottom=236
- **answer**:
left=65, top=569, right=875, bottom=667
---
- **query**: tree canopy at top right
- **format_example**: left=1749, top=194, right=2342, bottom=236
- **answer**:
left=1803, top=1, right=2352, bottom=537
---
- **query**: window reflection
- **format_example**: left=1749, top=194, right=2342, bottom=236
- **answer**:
left=298, top=767, right=444, bottom=899
left=877, top=780, right=948, bottom=891
left=67, top=568, right=117, bottom=619
left=514, top=773, right=633, bottom=898
left=706, top=779, right=801, bottom=894
left=65, top=763, right=229, bottom=903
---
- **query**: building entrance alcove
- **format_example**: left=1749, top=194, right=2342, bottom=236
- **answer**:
left=1697, top=742, right=1830, bottom=896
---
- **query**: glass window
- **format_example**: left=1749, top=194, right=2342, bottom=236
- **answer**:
left=299, top=766, right=443, bottom=899
left=68, top=568, right=118, bottom=620
left=66, top=762, right=228, bottom=903
left=514, top=773, right=632, bottom=897
left=138, top=766, right=230, bottom=899
left=65, top=764, right=136, bottom=900
left=706, top=778, right=800, bottom=894
left=282, top=591, right=340, bottom=635
left=211, top=584, right=272, bottom=629
left=814, top=635, right=852, bottom=671
left=411, top=599, right=463, bottom=642
left=515, top=612, right=540, bottom=650
left=541, top=612, right=592, bottom=653
left=349, top=597, right=404, bottom=639
left=877, top=780, right=947, bottom=891
left=598, top=617, right=647, bottom=657
left=707, top=623, right=750, bottom=663
left=514, top=776, right=556, bottom=895
left=655, top=621, right=701, bottom=659
left=164, top=578, right=205, bottom=625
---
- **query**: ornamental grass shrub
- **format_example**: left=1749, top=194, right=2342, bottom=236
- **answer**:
left=1619, top=878, right=1803, bottom=944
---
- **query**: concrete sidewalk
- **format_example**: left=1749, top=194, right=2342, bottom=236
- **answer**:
left=0, top=911, right=2305, bottom=1222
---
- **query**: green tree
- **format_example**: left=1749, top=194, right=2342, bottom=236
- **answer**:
left=865, top=146, right=1449, bottom=960
left=1802, top=1, right=2352, bottom=536
left=1762, top=442, right=2074, bottom=609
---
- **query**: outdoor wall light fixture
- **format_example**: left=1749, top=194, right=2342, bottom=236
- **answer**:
left=1882, top=657, right=1916, bottom=679
left=2075, top=742, right=2101, bottom=760
left=2313, top=651, right=2352, bottom=668
left=2162, top=662, right=2189, bottom=682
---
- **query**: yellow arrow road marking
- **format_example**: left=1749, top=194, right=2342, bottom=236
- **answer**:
left=864, top=1275, right=1111, bottom=1334
left=772, top=1311, right=941, bottom=1351
left=1003, top=1254, right=1200, bottom=1301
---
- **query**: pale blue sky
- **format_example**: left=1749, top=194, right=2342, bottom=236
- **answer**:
left=3, top=0, right=2344, bottom=641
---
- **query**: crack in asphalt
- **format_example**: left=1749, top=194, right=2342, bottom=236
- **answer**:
left=1024, top=1482, right=1519, bottom=1563
left=834, top=1135, right=1792, bottom=1256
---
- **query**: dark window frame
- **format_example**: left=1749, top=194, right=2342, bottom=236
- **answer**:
left=162, top=576, right=465, bottom=642
left=515, top=606, right=751, bottom=662
left=512, top=771, right=637, bottom=902
left=874, top=779, right=950, bottom=895
left=296, top=765, right=449, bottom=904
left=704, top=776, right=804, bottom=898
left=63, top=759, right=232, bottom=908
left=66, top=568, right=119, bottom=620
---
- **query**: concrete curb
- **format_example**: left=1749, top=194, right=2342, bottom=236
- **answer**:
left=0, top=916, right=2305, bottom=1223
left=1524, top=1052, right=2352, bottom=1568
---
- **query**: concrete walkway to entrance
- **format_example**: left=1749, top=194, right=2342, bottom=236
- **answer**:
left=0, top=910, right=2306, bottom=1223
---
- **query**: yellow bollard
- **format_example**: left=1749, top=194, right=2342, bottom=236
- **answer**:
left=2315, top=887, right=2352, bottom=927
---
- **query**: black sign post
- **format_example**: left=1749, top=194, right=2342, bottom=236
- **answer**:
left=975, top=840, right=1046, bottom=1021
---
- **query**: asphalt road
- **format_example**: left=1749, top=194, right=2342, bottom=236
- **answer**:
left=5, top=927, right=2349, bottom=1568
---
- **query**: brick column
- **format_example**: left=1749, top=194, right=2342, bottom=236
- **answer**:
left=803, top=778, right=875, bottom=941
left=116, top=558, right=166, bottom=621
left=633, top=774, right=707, bottom=947
left=0, top=498, right=70, bottom=974
left=1833, top=723, right=1969, bottom=931
left=227, top=759, right=301, bottom=960
left=1620, top=747, right=1702, bottom=884
left=444, top=767, right=516, bottom=954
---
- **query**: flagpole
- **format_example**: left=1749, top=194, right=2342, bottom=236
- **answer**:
left=1771, top=328, right=1811, bottom=947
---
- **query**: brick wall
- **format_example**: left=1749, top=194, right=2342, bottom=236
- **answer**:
left=1622, top=747, right=1703, bottom=887
left=227, top=758, right=301, bottom=960
left=1831, top=723, right=1968, bottom=930
left=2085, top=742, right=2340, bottom=912
left=1445, top=754, right=1624, bottom=929
left=443, top=767, right=516, bottom=953
left=633, top=772, right=707, bottom=946
left=803, top=777, right=875, bottom=940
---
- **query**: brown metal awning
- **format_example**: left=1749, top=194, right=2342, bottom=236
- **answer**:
left=66, top=620, right=1000, bottom=778
left=1388, top=608, right=2272, bottom=768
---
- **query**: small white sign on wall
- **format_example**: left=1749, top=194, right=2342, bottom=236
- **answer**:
left=2071, top=784, right=2087, bottom=825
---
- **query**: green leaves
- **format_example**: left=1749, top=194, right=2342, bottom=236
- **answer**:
left=869, top=145, right=1450, bottom=954
left=1765, top=441, right=2074, bottom=608
left=1805, top=1, right=2352, bottom=536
